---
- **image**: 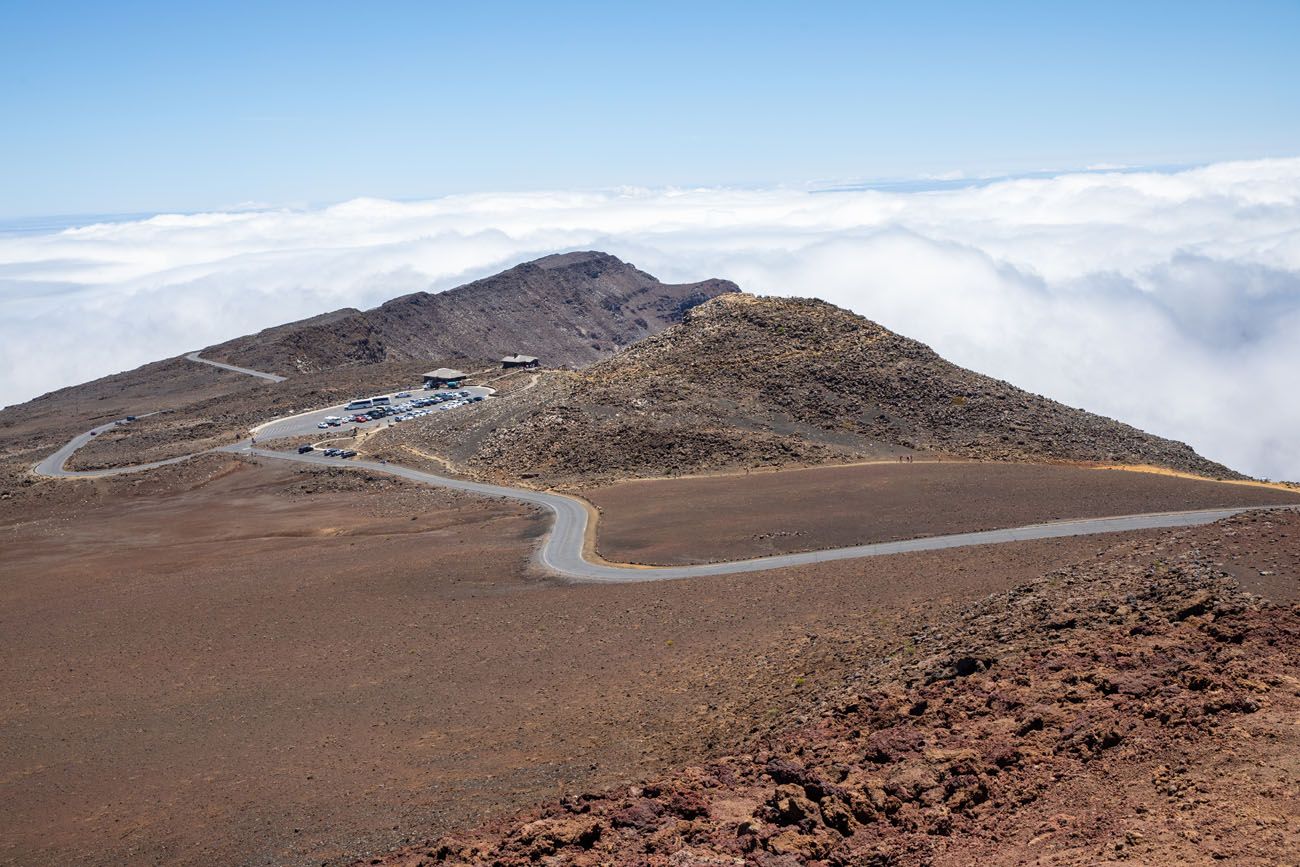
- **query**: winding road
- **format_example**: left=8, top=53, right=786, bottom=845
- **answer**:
left=32, top=413, right=200, bottom=478
left=242, top=447, right=1282, bottom=583
left=185, top=351, right=287, bottom=382
left=30, top=353, right=1298, bottom=582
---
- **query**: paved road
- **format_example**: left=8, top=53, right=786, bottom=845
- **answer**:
left=35, top=352, right=288, bottom=477
left=243, top=446, right=1294, bottom=584
left=185, top=351, right=287, bottom=382
left=32, top=414, right=199, bottom=478
left=31, top=366, right=1298, bottom=582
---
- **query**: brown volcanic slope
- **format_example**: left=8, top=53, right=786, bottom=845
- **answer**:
left=204, top=251, right=738, bottom=374
left=457, top=293, right=1238, bottom=485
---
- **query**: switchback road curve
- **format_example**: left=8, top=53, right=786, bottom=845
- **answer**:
left=32, top=414, right=197, bottom=478
left=243, top=446, right=1291, bottom=584
left=30, top=356, right=1299, bottom=583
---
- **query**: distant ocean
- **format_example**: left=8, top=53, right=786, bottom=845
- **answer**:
left=0, top=211, right=162, bottom=235
left=812, top=162, right=1194, bottom=195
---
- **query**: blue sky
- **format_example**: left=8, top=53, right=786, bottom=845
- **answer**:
left=2, top=0, right=1298, bottom=218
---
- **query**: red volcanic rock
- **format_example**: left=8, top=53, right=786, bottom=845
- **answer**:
left=360, top=510, right=1300, bottom=866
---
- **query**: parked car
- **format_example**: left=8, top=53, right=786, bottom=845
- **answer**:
left=297, top=444, right=314, bottom=454
left=323, top=448, right=341, bottom=456
left=395, top=392, right=411, bottom=398
left=317, top=422, right=329, bottom=429
left=339, top=450, right=357, bottom=458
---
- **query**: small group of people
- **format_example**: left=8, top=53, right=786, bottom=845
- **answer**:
left=897, top=454, right=913, bottom=463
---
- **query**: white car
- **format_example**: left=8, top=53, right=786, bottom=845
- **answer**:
left=317, top=422, right=329, bottom=429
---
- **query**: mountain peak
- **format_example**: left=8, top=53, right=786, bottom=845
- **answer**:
left=201, top=253, right=737, bottom=373
left=531, top=250, right=624, bottom=270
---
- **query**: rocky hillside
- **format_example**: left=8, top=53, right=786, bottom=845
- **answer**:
left=361, top=510, right=1300, bottom=866
left=203, top=252, right=738, bottom=373
left=464, top=293, right=1240, bottom=483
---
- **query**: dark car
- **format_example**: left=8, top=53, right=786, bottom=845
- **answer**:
left=297, top=444, right=314, bottom=454
left=339, top=450, right=357, bottom=458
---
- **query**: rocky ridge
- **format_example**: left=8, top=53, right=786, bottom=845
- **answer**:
left=464, top=294, right=1240, bottom=484
left=204, top=252, right=738, bottom=374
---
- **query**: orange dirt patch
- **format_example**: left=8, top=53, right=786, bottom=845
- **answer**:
left=581, top=461, right=1300, bottom=565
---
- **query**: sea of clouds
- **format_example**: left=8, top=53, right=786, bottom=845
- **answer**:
left=2, top=157, right=1298, bottom=480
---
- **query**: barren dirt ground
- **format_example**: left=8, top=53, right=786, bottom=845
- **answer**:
left=369, top=511, right=1299, bottom=867
left=0, top=460, right=1165, bottom=867
left=581, top=461, right=1300, bottom=565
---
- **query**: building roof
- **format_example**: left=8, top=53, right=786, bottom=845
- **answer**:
left=501, top=354, right=538, bottom=364
left=423, top=368, right=466, bottom=380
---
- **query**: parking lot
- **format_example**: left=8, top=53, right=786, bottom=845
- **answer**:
left=251, top=384, right=493, bottom=453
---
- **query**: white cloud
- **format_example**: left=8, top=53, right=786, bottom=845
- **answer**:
left=2, top=158, right=1299, bottom=480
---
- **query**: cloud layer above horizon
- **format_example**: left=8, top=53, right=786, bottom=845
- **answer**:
left=3, top=158, right=1299, bottom=480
